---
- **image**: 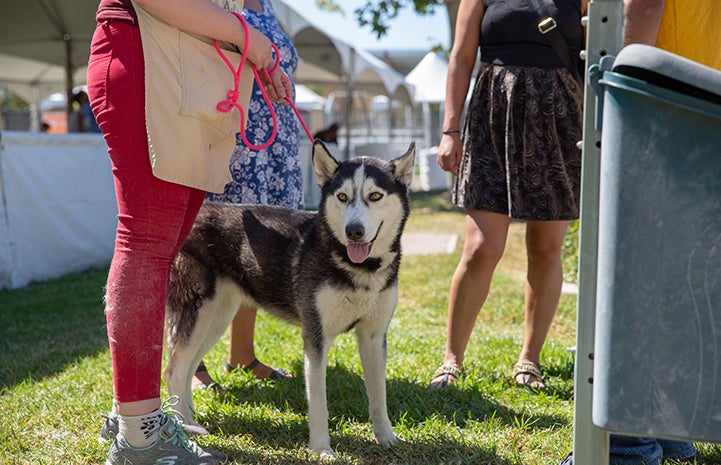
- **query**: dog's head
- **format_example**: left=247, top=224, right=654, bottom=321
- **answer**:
left=312, top=140, right=415, bottom=264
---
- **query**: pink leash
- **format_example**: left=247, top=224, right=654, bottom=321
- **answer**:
left=213, top=12, right=315, bottom=148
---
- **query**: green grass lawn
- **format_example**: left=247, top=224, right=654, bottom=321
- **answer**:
left=0, top=191, right=718, bottom=464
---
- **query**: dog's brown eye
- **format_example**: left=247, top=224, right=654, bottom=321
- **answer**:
left=337, top=193, right=348, bottom=202
left=369, top=192, right=383, bottom=202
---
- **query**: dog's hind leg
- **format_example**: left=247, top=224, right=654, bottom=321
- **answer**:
left=303, top=338, right=334, bottom=456
left=165, top=287, right=241, bottom=433
left=355, top=319, right=397, bottom=447
left=165, top=336, right=208, bottom=434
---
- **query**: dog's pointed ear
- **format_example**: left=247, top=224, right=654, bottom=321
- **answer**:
left=391, top=141, right=416, bottom=188
left=312, top=140, right=339, bottom=188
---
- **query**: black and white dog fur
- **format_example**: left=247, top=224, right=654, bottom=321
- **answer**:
left=164, top=140, right=415, bottom=455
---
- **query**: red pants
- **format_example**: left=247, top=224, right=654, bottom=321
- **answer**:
left=87, top=20, right=206, bottom=403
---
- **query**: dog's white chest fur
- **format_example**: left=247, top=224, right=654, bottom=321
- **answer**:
left=315, top=283, right=398, bottom=335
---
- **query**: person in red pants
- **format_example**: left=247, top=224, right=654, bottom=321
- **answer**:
left=87, top=0, right=292, bottom=463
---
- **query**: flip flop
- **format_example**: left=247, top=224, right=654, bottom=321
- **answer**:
left=429, top=362, right=462, bottom=390
left=513, top=360, right=546, bottom=389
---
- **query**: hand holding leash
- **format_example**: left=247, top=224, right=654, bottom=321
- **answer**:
left=214, top=12, right=313, bottom=150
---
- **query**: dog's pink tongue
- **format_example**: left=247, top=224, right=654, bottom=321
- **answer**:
left=347, top=242, right=370, bottom=263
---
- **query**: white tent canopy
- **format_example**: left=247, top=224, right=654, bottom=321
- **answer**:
left=1, top=0, right=414, bottom=140
left=0, top=54, right=88, bottom=131
left=0, top=55, right=87, bottom=105
left=273, top=0, right=415, bottom=157
left=406, top=51, right=449, bottom=149
left=0, top=0, right=98, bottom=130
left=273, top=0, right=414, bottom=105
left=406, top=51, right=449, bottom=104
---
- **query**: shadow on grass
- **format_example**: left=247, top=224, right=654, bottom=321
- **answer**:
left=0, top=266, right=109, bottom=388
left=213, top=404, right=517, bottom=465
left=210, top=362, right=568, bottom=463
left=217, top=422, right=517, bottom=465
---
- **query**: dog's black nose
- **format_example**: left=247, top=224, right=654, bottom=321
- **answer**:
left=345, top=223, right=365, bottom=242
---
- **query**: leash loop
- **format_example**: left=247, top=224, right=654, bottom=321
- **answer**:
left=213, top=12, right=315, bottom=150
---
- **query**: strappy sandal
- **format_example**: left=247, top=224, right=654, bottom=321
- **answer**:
left=226, top=358, right=291, bottom=381
left=429, top=362, right=462, bottom=390
left=513, top=360, right=545, bottom=389
left=192, top=362, right=228, bottom=395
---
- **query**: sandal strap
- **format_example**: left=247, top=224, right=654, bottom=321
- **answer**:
left=433, top=362, right=462, bottom=379
left=195, top=362, right=208, bottom=374
left=242, top=358, right=261, bottom=372
left=513, top=360, right=542, bottom=378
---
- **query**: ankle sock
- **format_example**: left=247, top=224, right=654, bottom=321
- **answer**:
left=118, top=409, right=165, bottom=448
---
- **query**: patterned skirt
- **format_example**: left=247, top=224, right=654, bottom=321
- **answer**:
left=453, top=62, right=583, bottom=221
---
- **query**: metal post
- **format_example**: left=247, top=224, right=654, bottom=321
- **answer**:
left=573, top=1, right=624, bottom=464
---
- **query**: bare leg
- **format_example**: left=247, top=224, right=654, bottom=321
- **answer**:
left=192, top=305, right=290, bottom=385
left=515, top=220, right=569, bottom=388
left=228, top=306, right=290, bottom=379
left=430, top=210, right=510, bottom=388
left=117, top=399, right=161, bottom=416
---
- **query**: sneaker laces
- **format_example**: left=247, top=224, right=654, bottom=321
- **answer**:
left=160, top=395, right=188, bottom=424
left=159, top=415, right=199, bottom=454
left=158, top=396, right=198, bottom=454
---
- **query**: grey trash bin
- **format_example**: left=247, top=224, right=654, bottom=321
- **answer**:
left=592, top=44, right=721, bottom=442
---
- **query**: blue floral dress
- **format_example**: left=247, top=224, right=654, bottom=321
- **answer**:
left=206, top=0, right=304, bottom=209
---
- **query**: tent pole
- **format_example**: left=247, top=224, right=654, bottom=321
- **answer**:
left=64, top=35, right=74, bottom=132
left=343, top=49, right=355, bottom=160
left=422, top=101, right=432, bottom=150
left=29, top=85, right=40, bottom=132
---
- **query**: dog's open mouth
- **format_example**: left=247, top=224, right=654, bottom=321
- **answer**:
left=347, top=241, right=373, bottom=263
left=345, top=223, right=382, bottom=263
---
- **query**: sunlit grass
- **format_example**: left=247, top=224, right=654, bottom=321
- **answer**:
left=0, top=191, right=717, bottom=464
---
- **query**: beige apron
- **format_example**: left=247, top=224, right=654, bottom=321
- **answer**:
left=131, top=0, right=254, bottom=193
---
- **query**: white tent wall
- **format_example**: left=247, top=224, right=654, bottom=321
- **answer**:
left=0, top=131, right=116, bottom=290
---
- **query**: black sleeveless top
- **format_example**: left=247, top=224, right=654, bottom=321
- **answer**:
left=480, top=0, right=583, bottom=69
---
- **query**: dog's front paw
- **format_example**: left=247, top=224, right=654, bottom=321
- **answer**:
left=374, top=428, right=399, bottom=448
left=309, top=445, right=335, bottom=458
left=309, top=436, right=335, bottom=458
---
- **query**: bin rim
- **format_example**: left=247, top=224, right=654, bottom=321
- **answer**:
left=600, top=70, right=721, bottom=122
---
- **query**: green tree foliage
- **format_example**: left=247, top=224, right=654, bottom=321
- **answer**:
left=353, top=0, right=445, bottom=38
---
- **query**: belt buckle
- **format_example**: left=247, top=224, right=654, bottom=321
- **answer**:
left=538, top=17, right=558, bottom=34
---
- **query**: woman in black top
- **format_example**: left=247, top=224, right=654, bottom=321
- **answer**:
left=431, top=0, right=586, bottom=390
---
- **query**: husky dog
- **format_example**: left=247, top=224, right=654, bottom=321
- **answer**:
left=164, top=140, right=415, bottom=456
